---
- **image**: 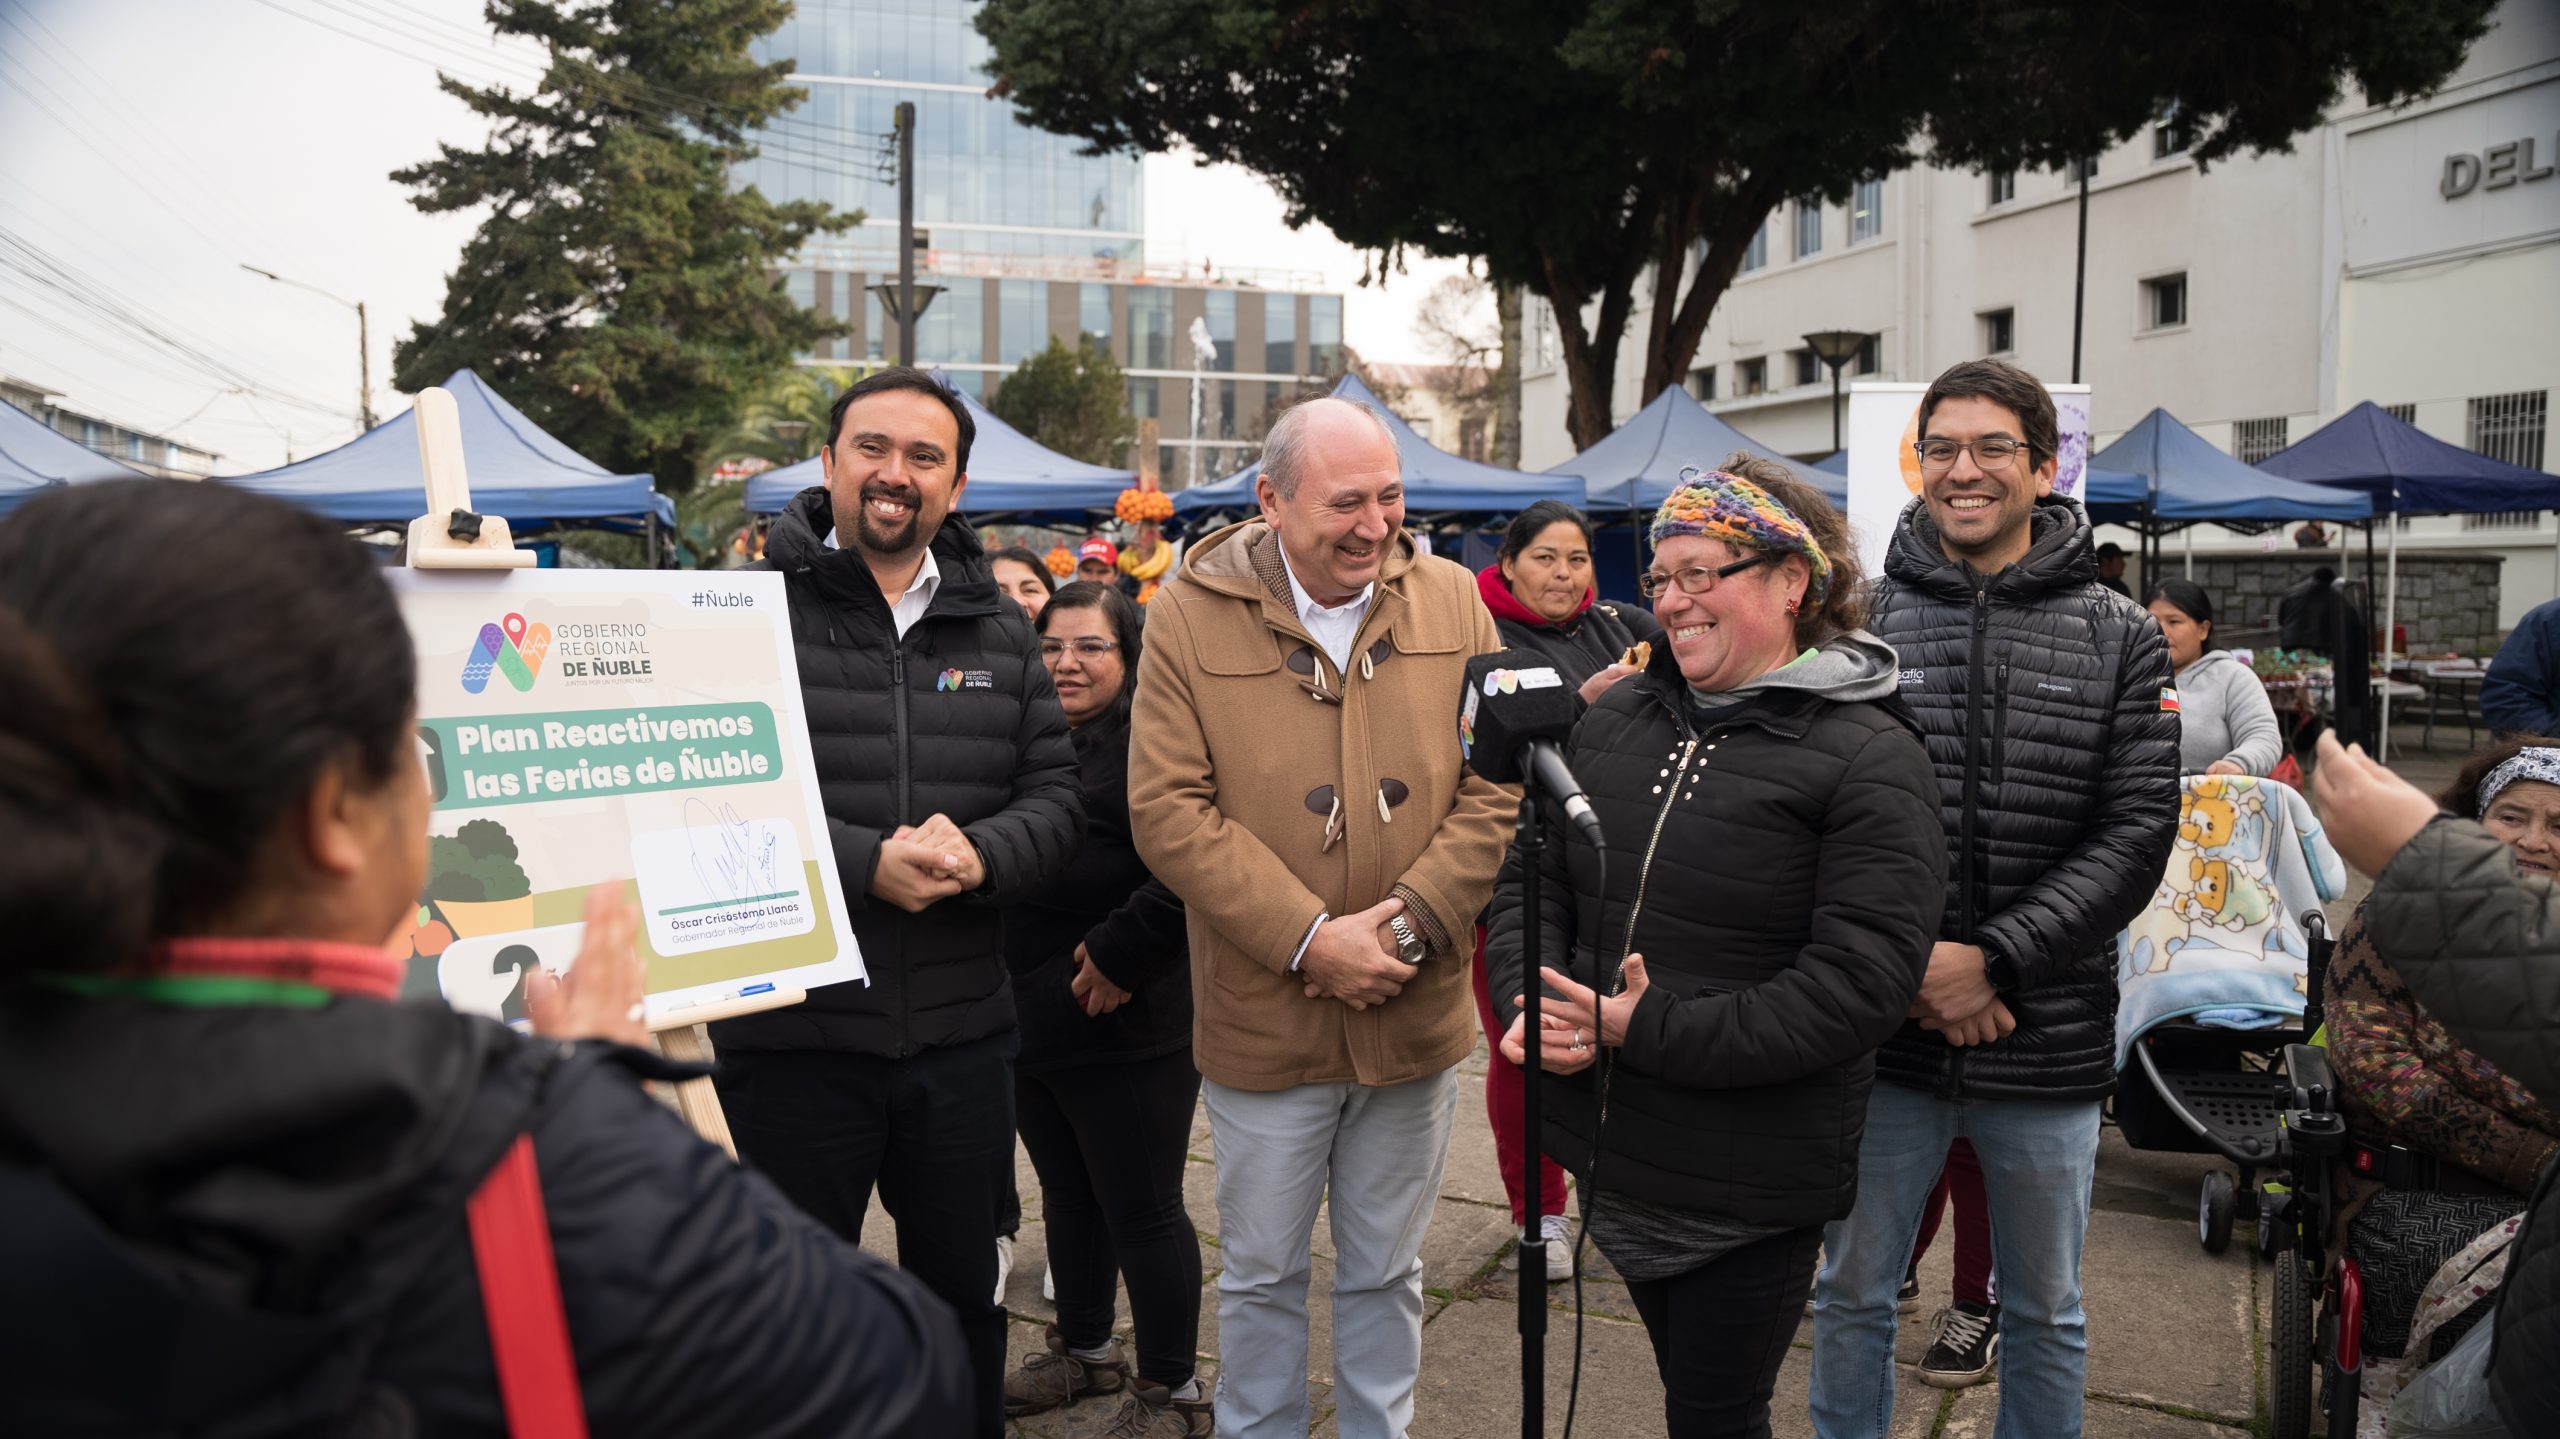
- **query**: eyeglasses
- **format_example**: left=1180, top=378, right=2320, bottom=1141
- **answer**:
left=1914, top=437, right=2030, bottom=473
left=1638, top=552, right=1769, bottom=599
left=1039, top=637, right=1121, bottom=659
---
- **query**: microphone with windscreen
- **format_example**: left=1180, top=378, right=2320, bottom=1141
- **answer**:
left=1460, top=650, right=1606, bottom=850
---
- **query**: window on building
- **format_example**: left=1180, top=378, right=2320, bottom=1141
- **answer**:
left=2144, top=273, right=2187, bottom=330
left=2066, top=153, right=2100, bottom=184
left=81, top=420, right=99, bottom=449
left=1981, top=308, right=2016, bottom=355
left=998, top=279, right=1043, bottom=365
left=1740, top=212, right=1770, bottom=273
left=2232, top=417, right=2288, bottom=464
left=916, top=281, right=985, bottom=366
left=1794, top=199, right=1823, bottom=260
left=1079, top=282, right=1111, bottom=351
left=1309, top=295, right=1343, bottom=376
left=866, top=286, right=892, bottom=363
left=1853, top=334, right=1880, bottom=376
left=2154, top=106, right=2194, bottom=160
left=2382, top=402, right=2417, bottom=425
left=1790, top=349, right=1819, bottom=388
left=125, top=433, right=144, bottom=460
left=1738, top=357, right=1768, bottom=397
left=1265, top=292, right=1297, bottom=374
left=1987, top=169, right=2016, bottom=206
left=1691, top=365, right=1716, bottom=401
left=1130, top=289, right=1173, bottom=370
left=2470, top=390, right=2549, bottom=471
left=1128, top=377, right=1159, bottom=420
left=944, top=370, right=984, bottom=399
left=1850, top=179, right=1884, bottom=243
left=1204, top=289, right=1236, bottom=372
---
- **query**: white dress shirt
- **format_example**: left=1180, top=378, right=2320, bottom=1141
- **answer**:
left=1276, top=547, right=1378, bottom=970
left=826, top=528, right=941, bottom=638
left=1279, top=549, right=1376, bottom=674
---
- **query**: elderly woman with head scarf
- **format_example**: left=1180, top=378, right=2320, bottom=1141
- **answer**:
left=2316, top=736, right=2560, bottom=1368
left=1485, top=455, right=1946, bottom=1439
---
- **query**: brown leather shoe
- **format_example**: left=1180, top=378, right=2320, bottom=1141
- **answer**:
left=1001, top=1323, right=1130, bottom=1417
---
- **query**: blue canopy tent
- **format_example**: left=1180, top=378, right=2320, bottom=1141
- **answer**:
left=1173, top=373, right=1587, bottom=517
left=1, top=398, right=150, bottom=516
left=1549, top=386, right=1821, bottom=508
left=2093, top=409, right=2374, bottom=527
left=2256, top=399, right=2560, bottom=737
left=746, top=382, right=1133, bottom=519
left=219, top=370, right=670, bottom=543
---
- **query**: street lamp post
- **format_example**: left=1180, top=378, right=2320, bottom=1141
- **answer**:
left=241, top=264, right=374, bottom=430
left=770, top=418, right=811, bottom=463
left=1800, top=329, right=1874, bottom=455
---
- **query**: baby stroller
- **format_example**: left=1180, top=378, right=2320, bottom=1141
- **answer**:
left=2111, top=774, right=2348, bottom=1256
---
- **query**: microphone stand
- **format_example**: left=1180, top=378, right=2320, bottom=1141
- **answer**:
left=1514, top=769, right=1548, bottom=1439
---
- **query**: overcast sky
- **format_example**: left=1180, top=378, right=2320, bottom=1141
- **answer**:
left=0, top=0, right=1474, bottom=472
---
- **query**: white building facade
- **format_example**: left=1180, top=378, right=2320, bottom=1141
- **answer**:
left=1521, top=0, right=2560, bottom=628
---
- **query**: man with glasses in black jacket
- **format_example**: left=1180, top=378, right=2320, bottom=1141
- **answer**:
left=1809, top=359, right=2179, bottom=1439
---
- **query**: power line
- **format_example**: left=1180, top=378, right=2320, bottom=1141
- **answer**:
left=0, top=224, right=356, bottom=422
left=247, top=0, right=899, bottom=181
left=0, top=5, right=322, bottom=278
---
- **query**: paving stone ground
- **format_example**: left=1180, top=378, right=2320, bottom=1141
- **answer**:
left=845, top=731, right=2466, bottom=1436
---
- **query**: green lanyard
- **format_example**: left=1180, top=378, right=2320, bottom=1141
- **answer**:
left=37, top=972, right=334, bottom=1009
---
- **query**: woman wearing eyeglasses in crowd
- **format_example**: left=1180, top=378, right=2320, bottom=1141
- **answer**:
left=1470, top=498, right=1667, bottom=1280
left=1486, top=458, right=1945, bottom=1439
left=999, top=581, right=1206, bottom=1438
left=0, top=482, right=966, bottom=1436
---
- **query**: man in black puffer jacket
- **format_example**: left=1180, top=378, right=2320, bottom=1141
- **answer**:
left=709, top=368, right=1083, bottom=1439
left=1810, top=361, right=2178, bottom=1439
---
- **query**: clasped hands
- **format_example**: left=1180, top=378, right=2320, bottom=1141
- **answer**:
left=1299, top=896, right=1418, bottom=1010
left=1912, top=941, right=2015, bottom=1047
left=870, top=813, right=986, bottom=911
left=1499, top=955, right=1652, bottom=1075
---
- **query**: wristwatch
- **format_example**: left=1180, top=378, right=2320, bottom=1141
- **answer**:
left=1388, top=913, right=1429, bottom=966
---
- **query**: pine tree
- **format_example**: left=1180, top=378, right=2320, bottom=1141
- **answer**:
left=391, top=0, right=855, bottom=494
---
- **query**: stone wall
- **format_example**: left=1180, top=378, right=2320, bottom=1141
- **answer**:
left=2144, top=551, right=2507, bottom=654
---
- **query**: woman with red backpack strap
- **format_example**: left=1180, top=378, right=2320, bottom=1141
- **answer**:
left=0, top=481, right=971, bottom=1437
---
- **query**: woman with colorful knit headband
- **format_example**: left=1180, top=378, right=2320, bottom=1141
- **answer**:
left=2314, top=734, right=2559, bottom=1370
left=1485, top=453, right=1945, bottom=1438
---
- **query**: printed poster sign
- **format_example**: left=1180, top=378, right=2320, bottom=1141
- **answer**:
left=388, top=569, right=860, bottom=1027
left=1844, top=381, right=2092, bottom=580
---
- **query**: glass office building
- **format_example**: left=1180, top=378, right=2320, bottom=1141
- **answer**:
left=741, top=0, right=1341, bottom=480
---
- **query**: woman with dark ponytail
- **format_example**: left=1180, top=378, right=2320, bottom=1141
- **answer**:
left=0, top=481, right=967, bottom=1436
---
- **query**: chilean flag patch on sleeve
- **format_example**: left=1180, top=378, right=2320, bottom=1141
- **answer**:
left=2160, top=687, right=2181, bottom=712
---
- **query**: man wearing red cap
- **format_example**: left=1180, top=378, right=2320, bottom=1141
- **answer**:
left=1075, top=537, right=1119, bottom=588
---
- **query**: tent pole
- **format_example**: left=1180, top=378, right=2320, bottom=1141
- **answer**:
left=2381, top=515, right=2399, bottom=760
left=2183, top=524, right=2194, bottom=579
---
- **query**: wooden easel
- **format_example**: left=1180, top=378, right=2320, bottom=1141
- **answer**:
left=405, top=385, right=808, bottom=1159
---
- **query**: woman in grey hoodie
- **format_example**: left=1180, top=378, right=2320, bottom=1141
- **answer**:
left=2147, top=578, right=2283, bottom=775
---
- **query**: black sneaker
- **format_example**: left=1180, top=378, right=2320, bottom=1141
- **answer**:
left=1917, top=1301, right=1999, bottom=1389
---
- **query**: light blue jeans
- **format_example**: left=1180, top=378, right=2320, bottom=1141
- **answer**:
left=1809, top=1081, right=2103, bottom=1439
left=1203, top=1068, right=1459, bottom=1439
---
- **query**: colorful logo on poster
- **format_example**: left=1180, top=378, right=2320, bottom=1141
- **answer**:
left=461, top=612, right=553, bottom=694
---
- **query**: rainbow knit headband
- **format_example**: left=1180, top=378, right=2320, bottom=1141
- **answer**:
left=1649, top=467, right=1833, bottom=605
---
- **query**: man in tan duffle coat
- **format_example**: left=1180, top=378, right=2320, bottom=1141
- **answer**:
left=1129, top=397, right=1518, bottom=1439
